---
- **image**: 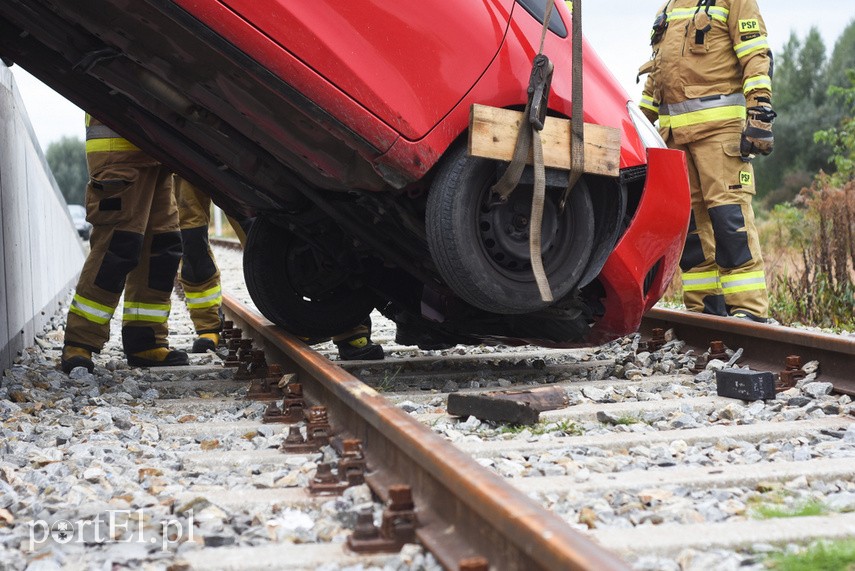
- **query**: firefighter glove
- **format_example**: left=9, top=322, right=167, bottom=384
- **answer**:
left=740, top=106, right=777, bottom=161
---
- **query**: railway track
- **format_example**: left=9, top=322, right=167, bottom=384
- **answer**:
left=1, top=242, right=853, bottom=570
left=216, top=287, right=854, bottom=570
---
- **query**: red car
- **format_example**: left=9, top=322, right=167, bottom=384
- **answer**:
left=0, top=0, right=690, bottom=347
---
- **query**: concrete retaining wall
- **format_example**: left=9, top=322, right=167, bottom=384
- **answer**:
left=0, top=64, right=85, bottom=371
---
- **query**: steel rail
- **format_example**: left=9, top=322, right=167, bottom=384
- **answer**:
left=641, top=307, right=855, bottom=396
left=221, top=293, right=629, bottom=571
left=209, top=236, right=242, bottom=250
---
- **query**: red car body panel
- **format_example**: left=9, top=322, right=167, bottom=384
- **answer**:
left=212, top=0, right=514, bottom=141
left=176, top=0, right=648, bottom=181
left=173, top=0, right=400, bottom=168
left=379, top=8, right=650, bottom=179
left=588, top=148, right=690, bottom=344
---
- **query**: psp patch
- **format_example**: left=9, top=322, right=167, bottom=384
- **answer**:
left=739, top=171, right=753, bottom=186
left=739, top=19, right=760, bottom=34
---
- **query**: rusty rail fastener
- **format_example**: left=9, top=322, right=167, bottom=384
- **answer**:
left=280, top=406, right=333, bottom=453
left=260, top=382, right=306, bottom=423
left=347, top=485, right=418, bottom=553
left=338, top=439, right=367, bottom=486
left=280, top=383, right=307, bottom=423
left=246, top=350, right=270, bottom=380
left=236, top=338, right=254, bottom=362
left=223, top=348, right=240, bottom=368
left=223, top=329, right=241, bottom=343
left=777, top=355, right=806, bottom=392
left=645, top=327, right=667, bottom=352
left=218, top=321, right=233, bottom=347
left=246, top=365, right=285, bottom=401
left=280, top=425, right=306, bottom=447
left=279, top=424, right=317, bottom=453
left=692, top=340, right=729, bottom=373
left=235, top=348, right=265, bottom=381
left=308, top=462, right=349, bottom=495
left=223, top=324, right=242, bottom=343
left=262, top=401, right=287, bottom=424
left=305, top=406, right=332, bottom=447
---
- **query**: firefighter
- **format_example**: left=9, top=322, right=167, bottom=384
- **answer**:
left=174, top=176, right=244, bottom=353
left=60, top=115, right=188, bottom=373
left=638, top=0, right=776, bottom=323
left=175, top=177, right=384, bottom=360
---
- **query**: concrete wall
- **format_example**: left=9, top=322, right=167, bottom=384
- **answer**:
left=0, top=64, right=85, bottom=371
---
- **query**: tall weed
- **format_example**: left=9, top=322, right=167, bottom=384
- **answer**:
left=763, top=176, right=855, bottom=328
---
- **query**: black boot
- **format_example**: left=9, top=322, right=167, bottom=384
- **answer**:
left=335, top=334, right=384, bottom=361
left=191, top=333, right=219, bottom=353
left=730, top=310, right=779, bottom=325
left=60, top=345, right=95, bottom=374
left=127, top=347, right=190, bottom=367
left=394, top=324, right=454, bottom=350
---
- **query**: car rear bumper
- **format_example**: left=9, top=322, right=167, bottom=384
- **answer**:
left=587, top=147, right=690, bottom=344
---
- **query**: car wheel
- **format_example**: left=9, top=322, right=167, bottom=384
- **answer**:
left=243, top=216, right=377, bottom=338
left=427, top=142, right=595, bottom=314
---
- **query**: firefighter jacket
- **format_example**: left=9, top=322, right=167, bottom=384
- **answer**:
left=639, top=0, right=773, bottom=145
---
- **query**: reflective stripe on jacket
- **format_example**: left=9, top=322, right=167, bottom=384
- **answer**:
left=659, top=93, right=746, bottom=129
left=85, top=114, right=140, bottom=154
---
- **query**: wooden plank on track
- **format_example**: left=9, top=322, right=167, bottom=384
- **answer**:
left=468, top=104, right=621, bottom=177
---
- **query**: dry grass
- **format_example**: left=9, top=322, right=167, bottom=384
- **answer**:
left=661, top=177, right=855, bottom=329
left=762, top=177, right=855, bottom=328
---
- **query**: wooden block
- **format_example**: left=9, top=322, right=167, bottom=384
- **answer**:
left=447, top=386, right=569, bottom=425
left=448, top=393, right=540, bottom=425
left=468, top=104, right=621, bottom=177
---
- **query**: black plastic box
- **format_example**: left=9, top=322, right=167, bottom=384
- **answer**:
left=715, top=369, right=777, bottom=401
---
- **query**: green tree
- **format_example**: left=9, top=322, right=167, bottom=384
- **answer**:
left=754, top=28, right=835, bottom=204
left=773, top=30, right=827, bottom=110
left=826, top=19, right=855, bottom=89
left=45, top=136, right=87, bottom=205
left=814, top=71, right=855, bottom=185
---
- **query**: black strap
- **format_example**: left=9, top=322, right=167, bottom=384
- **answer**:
left=693, top=0, right=714, bottom=44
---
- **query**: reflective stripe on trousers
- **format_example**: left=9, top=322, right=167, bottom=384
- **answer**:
left=682, top=270, right=720, bottom=292
left=721, top=271, right=767, bottom=294
left=123, top=301, right=171, bottom=323
left=69, top=293, right=115, bottom=325
left=185, top=285, right=222, bottom=309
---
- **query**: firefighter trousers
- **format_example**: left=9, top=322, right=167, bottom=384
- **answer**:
left=176, top=177, right=223, bottom=335
left=65, top=151, right=182, bottom=354
left=669, top=132, right=769, bottom=318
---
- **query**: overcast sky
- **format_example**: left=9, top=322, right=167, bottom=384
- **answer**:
left=9, top=1, right=853, bottom=151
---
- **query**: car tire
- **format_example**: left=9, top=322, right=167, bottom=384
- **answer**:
left=426, top=142, right=595, bottom=314
left=243, top=216, right=377, bottom=338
